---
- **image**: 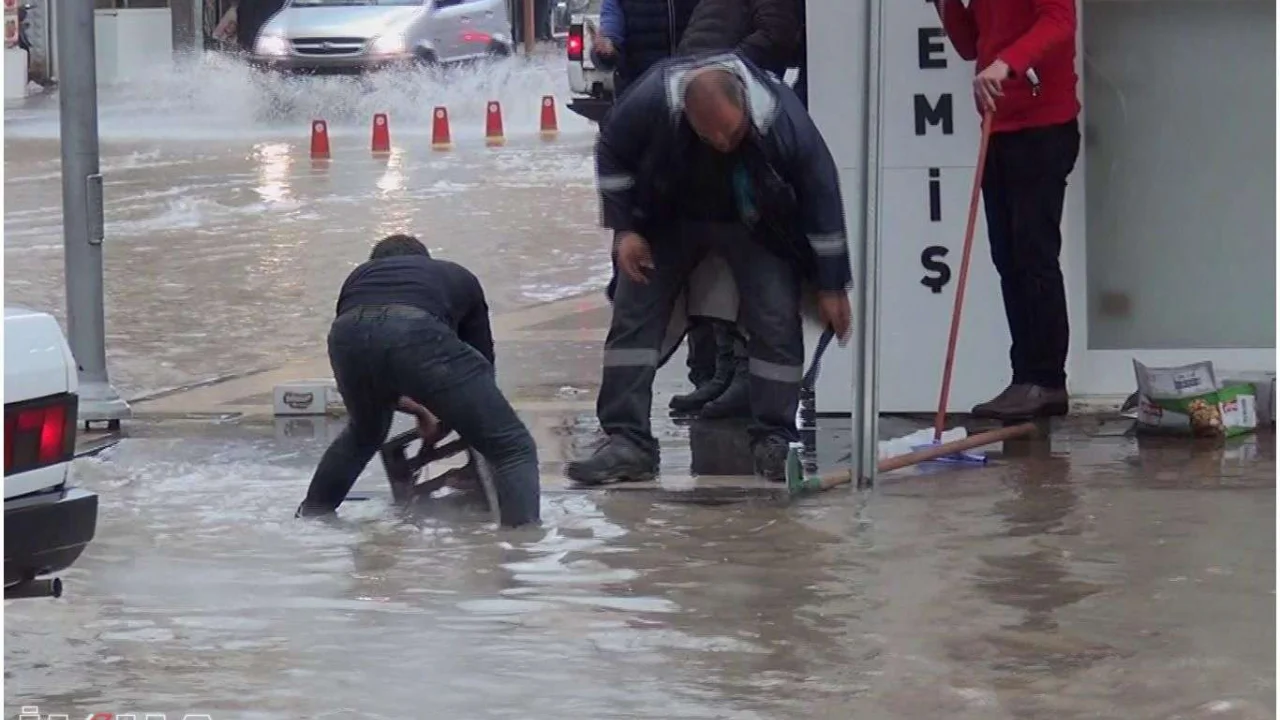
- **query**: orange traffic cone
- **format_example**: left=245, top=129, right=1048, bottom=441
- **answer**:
left=431, top=106, right=452, bottom=151
left=539, top=95, right=558, bottom=139
left=371, top=112, right=391, bottom=155
left=484, top=101, right=505, bottom=147
left=310, top=119, right=331, bottom=159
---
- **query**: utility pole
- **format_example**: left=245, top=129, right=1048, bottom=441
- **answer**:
left=523, top=0, right=536, bottom=56
left=57, top=0, right=130, bottom=429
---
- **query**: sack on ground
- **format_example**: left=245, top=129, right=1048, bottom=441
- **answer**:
left=1132, top=359, right=1258, bottom=438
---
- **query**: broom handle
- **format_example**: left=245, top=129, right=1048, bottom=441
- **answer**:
left=933, top=110, right=995, bottom=443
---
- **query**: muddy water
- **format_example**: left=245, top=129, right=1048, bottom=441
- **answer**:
left=4, top=421, right=1275, bottom=719
left=4, top=52, right=1275, bottom=720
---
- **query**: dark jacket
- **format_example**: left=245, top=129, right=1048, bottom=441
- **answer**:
left=616, top=0, right=699, bottom=88
left=236, top=0, right=287, bottom=50
left=595, top=53, right=851, bottom=293
left=676, top=0, right=800, bottom=77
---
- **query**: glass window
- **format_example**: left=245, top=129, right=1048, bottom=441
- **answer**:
left=1083, top=0, right=1276, bottom=350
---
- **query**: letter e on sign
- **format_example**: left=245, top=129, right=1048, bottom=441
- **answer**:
left=917, top=28, right=947, bottom=69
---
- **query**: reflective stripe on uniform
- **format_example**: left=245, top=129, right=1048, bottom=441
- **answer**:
left=808, top=233, right=847, bottom=256
left=598, top=174, right=635, bottom=192
left=748, top=357, right=803, bottom=384
left=603, top=347, right=659, bottom=367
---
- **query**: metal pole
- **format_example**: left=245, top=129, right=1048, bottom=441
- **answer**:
left=522, top=0, right=536, bottom=56
left=855, top=0, right=884, bottom=488
left=57, top=0, right=130, bottom=428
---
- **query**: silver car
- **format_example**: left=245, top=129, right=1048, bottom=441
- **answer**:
left=252, top=0, right=515, bottom=74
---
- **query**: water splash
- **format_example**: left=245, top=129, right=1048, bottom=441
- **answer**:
left=5, top=50, right=594, bottom=142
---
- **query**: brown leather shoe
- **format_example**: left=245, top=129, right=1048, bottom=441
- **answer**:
left=975, top=384, right=1069, bottom=420
left=972, top=384, right=1024, bottom=419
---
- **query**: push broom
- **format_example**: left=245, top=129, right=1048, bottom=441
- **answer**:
left=906, top=108, right=1038, bottom=468
left=792, top=110, right=1038, bottom=494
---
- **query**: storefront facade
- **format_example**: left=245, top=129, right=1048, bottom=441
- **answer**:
left=805, top=0, right=1276, bottom=421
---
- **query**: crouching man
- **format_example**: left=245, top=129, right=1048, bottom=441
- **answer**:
left=567, top=53, right=852, bottom=485
left=296, top=234, right=541, bottom=527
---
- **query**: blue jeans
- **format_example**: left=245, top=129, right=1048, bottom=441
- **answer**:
left=301, top=305, right=541, bottom=527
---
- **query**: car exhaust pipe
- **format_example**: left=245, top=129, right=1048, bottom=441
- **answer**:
left=6, top=577, right=63, bottom=599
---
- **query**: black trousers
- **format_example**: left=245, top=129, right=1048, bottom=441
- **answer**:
left=301, top=305, right=541, bottom=527
left=982, top=119, right=1080, bottom=389
left=598, top=223, right=804, bottom=455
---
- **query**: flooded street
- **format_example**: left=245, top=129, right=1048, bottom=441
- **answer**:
left=4, top=54, right=1275, bottom=719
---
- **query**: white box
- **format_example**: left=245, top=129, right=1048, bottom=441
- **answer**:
left=273, top=379, right=342, bottom=416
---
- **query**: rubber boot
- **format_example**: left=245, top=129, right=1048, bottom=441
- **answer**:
left=670, top=322, right=735, bottom=413
left=699, top=332, right=750, bottom=419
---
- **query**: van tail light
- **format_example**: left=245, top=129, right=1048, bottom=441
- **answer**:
left=567, top=24, right=583, bottom=61
left=5, top=393, right=78, bottom=477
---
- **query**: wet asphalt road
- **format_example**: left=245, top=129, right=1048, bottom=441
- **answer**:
left=4, top=53, right=1276, bottom=719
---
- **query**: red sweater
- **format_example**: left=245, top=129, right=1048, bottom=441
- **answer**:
left=938, top=0, right=1080, bottom=133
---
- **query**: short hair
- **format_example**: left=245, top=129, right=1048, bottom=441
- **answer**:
left=683, top=68, right=746, bottom=111
left=370, top=234, right=429, bottom=260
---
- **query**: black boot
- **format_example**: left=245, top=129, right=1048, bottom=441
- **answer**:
left=565, top=436, right=659, bottom=486
left=699, top=333, right=749, bottom=419
left=751, top=435, right=790, bottom=483
left=670, top=321, right=735, bottom=413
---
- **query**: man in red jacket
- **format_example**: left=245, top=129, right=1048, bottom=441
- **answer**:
left=935, top=0, right=1081, bottom=420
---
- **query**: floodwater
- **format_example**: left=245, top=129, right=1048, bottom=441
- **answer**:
left=4, top=53, right=1276, bottom=720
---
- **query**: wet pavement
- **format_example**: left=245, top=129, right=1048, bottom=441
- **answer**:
left=5, top=54, right=1277, bottom=719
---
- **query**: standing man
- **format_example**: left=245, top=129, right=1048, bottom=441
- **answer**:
left=935, top=0, right=1080, bottom=419
left=665, top=0, right=804, bottom=420
left=593, top=0, right=700, bottom=99
left=297, top=235, right=541, bottom=528
left=567, top=54, right=852, bottom=485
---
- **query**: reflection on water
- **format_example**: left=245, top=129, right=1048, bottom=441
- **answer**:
left=4, top=423, right=1274, bottom=719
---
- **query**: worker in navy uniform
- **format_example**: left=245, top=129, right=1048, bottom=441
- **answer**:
left=568, top=53, right=852, bottom=486
left=664, top=0, right=803, bottom=419
left=297, top=235, right=540, bottom=527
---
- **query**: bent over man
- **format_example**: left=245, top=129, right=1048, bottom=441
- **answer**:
left=568, top=53, right=852, bottom=485
left=297, top=235, right=540, bottom=527
left=936, top=0, right=1081, bottom=419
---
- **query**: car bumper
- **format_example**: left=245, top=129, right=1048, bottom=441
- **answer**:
left=249, top=53, right=414, bottom=75
left=4, top=486, right=98, bottom=586
left=567, top=96, right=612, bottom=124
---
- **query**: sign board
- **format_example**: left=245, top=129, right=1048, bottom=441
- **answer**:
left=808, top=0, right=1012, bottom=414
left=2, top=0, right=16, bottom=13
left=4, top=14, right=17, bottom=48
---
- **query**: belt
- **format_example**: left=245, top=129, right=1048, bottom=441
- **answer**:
left=344, top=304, right=432, bottom=321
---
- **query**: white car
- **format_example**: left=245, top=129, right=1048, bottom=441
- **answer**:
left=564, top=0, right=614, bottom=123
left=4, top=306, right=98, bottom=600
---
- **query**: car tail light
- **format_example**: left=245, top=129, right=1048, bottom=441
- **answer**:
left=5, top=393, right=77, bottom=477
left=461, top=31, right=491, bottom=44
left=567, top=24, right=583, bottom=61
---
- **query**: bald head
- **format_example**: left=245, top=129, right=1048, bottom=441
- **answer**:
left=682, top=68, right=748, bottom=152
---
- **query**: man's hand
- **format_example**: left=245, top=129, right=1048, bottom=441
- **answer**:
left=586, top=21, right=616, bottom=58
left=973, top=59, right=1010, bottom=113
left=616, top=231, right=655, bottom=284
left=397, top=396, right=442, bottom=441
left=818, top=291, right=852, bottom=346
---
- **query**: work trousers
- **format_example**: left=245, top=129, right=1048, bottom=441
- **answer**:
left=599, top=222, right=804, bottom=454
left=302, top=305, right=541, bottom=527
left=982, top=119, right=1080, bottom=389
